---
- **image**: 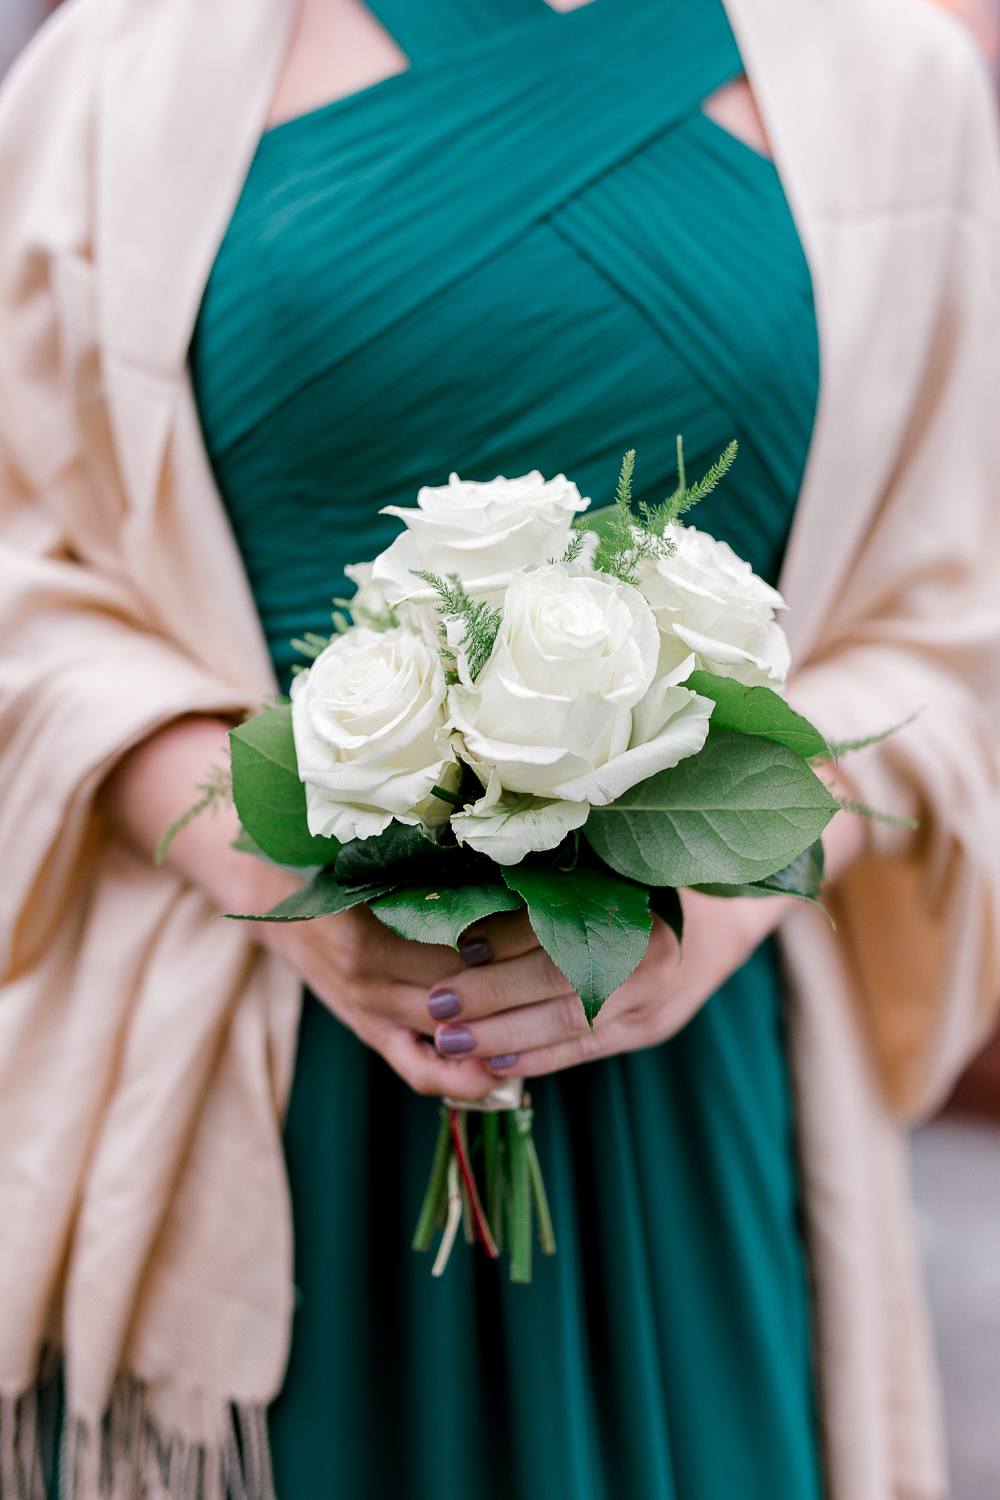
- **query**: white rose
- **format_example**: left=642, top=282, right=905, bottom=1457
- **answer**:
left=343, top=561, right=395, bottom=627
left=450, top=769, right=591, bottom=867
left=291, top=626, right=455, bottom=843
left=372, top=471, right=590, bottom=607
left=636, top=523, right=791, bottom=688
left=448, top=564, right=713, bottom=862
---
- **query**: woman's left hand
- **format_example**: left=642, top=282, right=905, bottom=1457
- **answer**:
left=429, top=770, right=868, bottom=1078
left=427, top=887, right=793, bottom=1078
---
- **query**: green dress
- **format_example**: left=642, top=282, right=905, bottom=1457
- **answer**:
left=190, top=1, right=822, bottom=1495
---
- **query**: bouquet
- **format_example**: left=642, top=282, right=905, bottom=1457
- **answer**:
left=220, top=443, right=845, bottom=1282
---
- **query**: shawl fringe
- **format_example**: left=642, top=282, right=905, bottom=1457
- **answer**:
left=1, top=1376, right=275, bottom=1500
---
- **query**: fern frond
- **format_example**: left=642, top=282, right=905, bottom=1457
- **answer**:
left=412, top=570, right=502, bottom=682
left=592, top=450, right=647, bottom=583
left=652, top=438, right=737, bottom=532
left=550, top=530, right=588, bottom=567
left=290, top=631, right=331, bottom=661
left=331, top=592, right=399, bottom=633
left=154, top=760, right=233, bottom=865
left=615, top=448, right=635, bottom=512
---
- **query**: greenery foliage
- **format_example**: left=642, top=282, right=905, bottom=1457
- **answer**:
left=584, top=730, right=839, bottom=888
left=228, top=705, right=341, bottom=868
left=591, top=438, right=738, bottom=585
left=412, top=569, right=503, bottom=682
left=690, top=838, right=827, bottom=907
left=501, top=862, right=652, bottom=1024
left=686, top=671, right=830, bottom=760
left=154, top=760, right=233, bottom=866
left=371, top=884, right=524, bottom=947
left=225, top=714, right=838, bottom=1020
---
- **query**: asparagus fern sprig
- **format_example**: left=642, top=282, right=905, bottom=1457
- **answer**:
left=154, top=759, right=233, bottom=865
left=413, top=570, right=503, bottom=683
left=592, top=438, right=738, bottom=585
left=640, top=436, right=738, bottom=536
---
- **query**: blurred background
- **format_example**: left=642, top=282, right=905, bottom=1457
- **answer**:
left=0, top=0, right=49, bottom=77
left=1, top=0, right=998, bottom=1495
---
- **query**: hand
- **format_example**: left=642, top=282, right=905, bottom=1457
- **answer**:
left=100, top=715, right=499, bottom=1100
left=423, top=889, right=794, bottom=1078
left=259, top=901, right=501, bottom=1099
left=101, top=718, right=867, bottom=1096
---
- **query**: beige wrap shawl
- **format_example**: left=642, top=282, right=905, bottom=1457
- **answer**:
left=2, top=0, right=1000, bottom=1495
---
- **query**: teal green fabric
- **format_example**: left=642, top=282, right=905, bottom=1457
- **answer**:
left=190, top=0, right=822, bottom=1495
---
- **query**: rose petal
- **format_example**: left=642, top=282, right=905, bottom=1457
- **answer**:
left=549, top=691, right=713, bottom=805
left=452, top=793, right=590, bottom=865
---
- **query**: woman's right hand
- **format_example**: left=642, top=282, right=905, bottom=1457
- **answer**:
left=100, top=714, right=498, bottom=1100
left=259, top=900, right=499, bottom=1098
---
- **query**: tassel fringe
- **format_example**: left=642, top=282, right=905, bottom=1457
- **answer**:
left=1, top=1375, right=57, bottom=1500
left=1, top=1376, right=275, bottom=1500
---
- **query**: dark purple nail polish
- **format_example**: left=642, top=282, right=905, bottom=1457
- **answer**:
left=458, top=937, right=494, bottom=968
left=489, top=1054, right=518, bottom=1070
left=437, top=1026, right=475, bottom=1056
left=427, top=989, right=462, bottom=1020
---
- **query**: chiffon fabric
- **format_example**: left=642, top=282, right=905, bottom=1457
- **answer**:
left=189, top=1, right=821, bottom=1496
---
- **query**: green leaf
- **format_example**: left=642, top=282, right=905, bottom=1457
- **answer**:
left=231, top=827, right=267, bottom=858
left=585, top=730, right=839, bottom=888
left=334, top=821, right=496, bottom=888
left=686, top=671, right=829, bottom=761
left=692, top=839, right=826, bottom=902
left=648, top=885, right=683, bottom=944
left=227, top=867, right=397, bottom=922
left=336, top=823, right=455, bottom=883
left=370, top=884, right=524, bottom=947
left=230, top=825, right=323, bottom=876
left=757, top=838, right=825, bottom=897
left=571, top=504, right=618, bottom=538
left=229, top=706, right=341, bottom=868
left=501, top=864, right=652, bottom=1024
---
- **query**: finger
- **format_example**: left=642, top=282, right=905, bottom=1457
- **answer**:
left=456, top=907, right=538, bottom=967
left=427, top=944, right=574, bottom=1027
left=314, top=975, right=452, bottom=1036
left=494, top=1028, right=607, bottom=1078
left=321, top=903, right=463, bottom=987
left=434, top=991, right=590, bottom=1062
left=369, top=1020, right=499, bottom=1099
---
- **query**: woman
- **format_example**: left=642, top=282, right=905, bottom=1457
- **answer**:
left=1, top=0, right=999, bottom=1497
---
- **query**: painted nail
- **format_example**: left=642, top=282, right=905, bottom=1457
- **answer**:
left=427, top=989, right=462, bottom=1020
left=437, top=1026, right=475, bottom=1056
left=489, top=1054, right=519, bottom=1070
left=458, top=937, right=494, bottom=968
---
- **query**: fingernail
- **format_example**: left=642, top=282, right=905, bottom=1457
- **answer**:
left=489, top=1053, right=518, bottom=1070
left=458, top=937, right=494, bottom=967
left=427, top=989, right=462, bottom=1020
left=437, top=1026, right=475, bottom=1055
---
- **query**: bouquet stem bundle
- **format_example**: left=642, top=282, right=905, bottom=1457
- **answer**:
left=413, top=1095, right=555, bottom=1282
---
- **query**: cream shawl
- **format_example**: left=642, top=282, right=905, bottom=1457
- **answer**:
left=2, top=0, right=1000, bottom=1495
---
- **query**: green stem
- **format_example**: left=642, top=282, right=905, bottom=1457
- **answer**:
left=482, top=1112, right=504, bottom=1250
left=412, top=1110, right=452, bottom=1252
left=456, top=1112, right=475, bottom=1244
left=526, top=1136, right=556, bottom=1256
left=450, top=1110, right=499, bottom=1257
left=507, top=1107, right=533, bottom=1283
